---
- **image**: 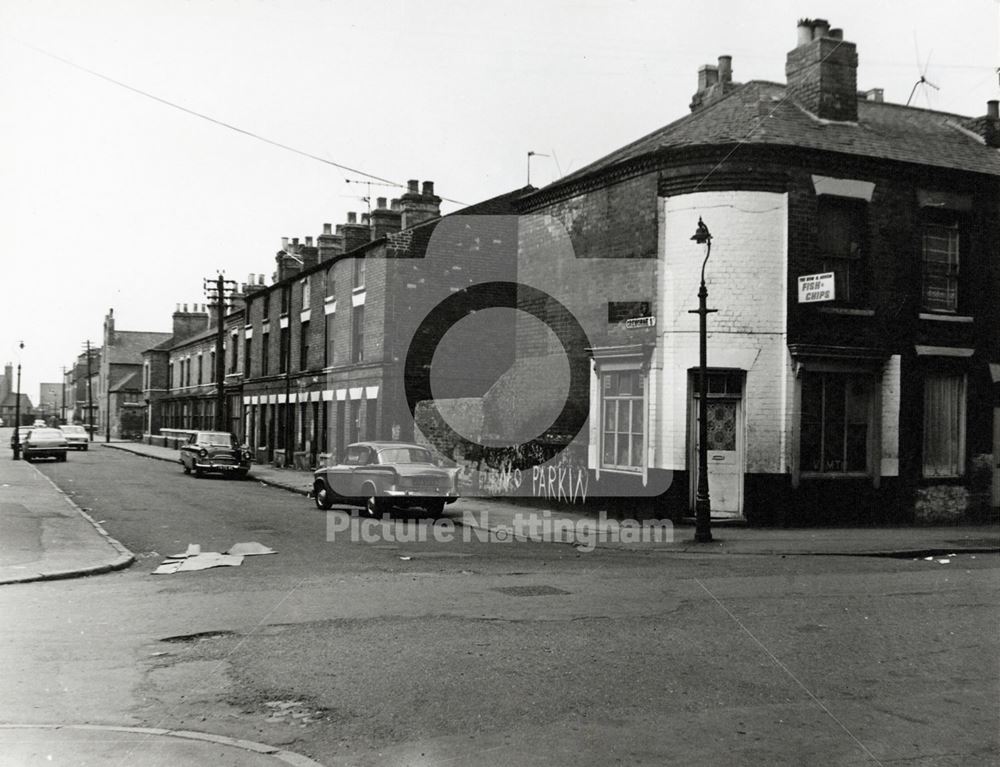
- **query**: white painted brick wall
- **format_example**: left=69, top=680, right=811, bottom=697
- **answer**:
left=657, top=191, right=789, bottom=473
left=880, top=354, right=901, bottom=476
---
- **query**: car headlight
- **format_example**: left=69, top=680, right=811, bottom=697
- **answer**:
left=199, top=448, right=207, bottom=458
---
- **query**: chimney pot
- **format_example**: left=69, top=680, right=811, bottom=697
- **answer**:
left=292, top=237, right=299, bottom=248
left=864, top=88, right=884, bottom=103
left=347, top=212, right=357, bottom=224
left=422, top=180, right=435, bottom=196
left=407, top=179, right=419, bottom=194
left=811, top=18, right=830, bottom=39
left=183, top=303, right=188, bottom=312
left=323, top=223, right=332, bottom=234
left=305, top=236, right=313, bottom=247
left=376, top=197, right=387, bottom=209
left=796, top=18, right=813, bottom=46
left=361, top=213, right=371, bottom=225
left=717, top=55, right=732, bottom=83
left=281, top=237, right=289, bottom=250
left=258, top=274, right=265, bottom=285
left=391, top=198, right=401, bottom=211
left=988, top=100, right=999, bottom=119
left=828, top=28, right=843, bottom=40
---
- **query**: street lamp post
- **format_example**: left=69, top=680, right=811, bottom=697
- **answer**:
left=12, top=341, right=24, bottom=461
left=689, top=218, right=716, bottom=543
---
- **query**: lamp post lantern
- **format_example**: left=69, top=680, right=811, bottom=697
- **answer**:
left=688, top=218, right=716, bottom=543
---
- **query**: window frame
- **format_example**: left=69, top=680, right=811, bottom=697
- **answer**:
left=921, top=373, right=966, bottom=478
left=816, top=195, right=868, bottom=307
left=798, top=370, right=876, bottom=477
left=599, top=369, right=646, bottom=472
left=920, top=218, right=961, bottom=314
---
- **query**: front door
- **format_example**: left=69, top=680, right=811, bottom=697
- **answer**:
left=689, top=390, right=744, bottom=518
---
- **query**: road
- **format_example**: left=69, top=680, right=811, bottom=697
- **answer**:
left=1, top=446, right=997, bottom=766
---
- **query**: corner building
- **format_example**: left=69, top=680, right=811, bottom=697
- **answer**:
left=513, top=19, right=1000, bottom=524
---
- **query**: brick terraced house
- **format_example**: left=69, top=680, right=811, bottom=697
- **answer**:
left=505, top=19, right=999, bottom=524
left=236, top=181, right=530, bottom=471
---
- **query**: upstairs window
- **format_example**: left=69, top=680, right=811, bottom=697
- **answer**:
left=301, top=279, right=311, bottom=310
left=353, top=258, right=366, bottom=290
left=817, top=197, right=867, bottom=305
left=280, top=285, right=291, bottom=315
left=279, top=327, right=290, bottom=373
left=299, top=320, right=310, bottom=371
left=921, top=222, right=960, bottom=313
left=262, top=292, right=270, bottom=320
left=352, top=305, right=365, bottom=363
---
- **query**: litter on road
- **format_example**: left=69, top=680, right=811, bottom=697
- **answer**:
left=152, top=541, right=275, bottom=574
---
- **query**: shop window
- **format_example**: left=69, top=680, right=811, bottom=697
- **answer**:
left=922, top=374, right=965, bottom=477
left=800, top=372, right=873, bottom=474
left=600, top=370, right=645, bottom=470
left=817, top=197, right=867, bottom=305
left=921, top=222, right=960, bottom=313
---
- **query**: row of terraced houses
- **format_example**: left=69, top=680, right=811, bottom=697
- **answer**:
left=75, top=20, right=1000, bottom=524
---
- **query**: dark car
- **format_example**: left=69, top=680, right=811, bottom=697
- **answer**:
left=312, top=441, right=458, bottom=516
left=21, top=428, right=68, bottom=462
left=179, top=431, right=252, bottom=478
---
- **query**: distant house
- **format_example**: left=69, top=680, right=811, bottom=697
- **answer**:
left=98, top=309, right=171, bottom=439
left=0, top=365, right=33, bottom=426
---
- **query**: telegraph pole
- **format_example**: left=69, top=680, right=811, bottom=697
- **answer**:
left=61, top=366, right=67, bottom=424
left=204, top=273, right=236, bottom=432
left=12, top=341, right=23, bottom=460
left=83, top=340, right=96, bottom=442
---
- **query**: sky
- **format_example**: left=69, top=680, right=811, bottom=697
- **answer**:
left=1, top=0, right=997, bottom=400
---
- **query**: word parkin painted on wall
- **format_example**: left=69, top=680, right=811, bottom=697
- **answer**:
left=531, top=464, right=589, bottom=504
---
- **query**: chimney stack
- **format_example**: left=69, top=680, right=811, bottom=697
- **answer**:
left=400, top=179, right=442, bottom=229
left=318, top=222, right=344, bottom=261
left=371, top=196, right=402, bottom=240
left=172, top=302, right=209, bottom=340
left=341, top=211, right=371, bottom=253
left=786, top=19, right=858, bottom=122
left=965, top=100, right=1000, bottom=148
left=690, top=55, right=737, bottom=111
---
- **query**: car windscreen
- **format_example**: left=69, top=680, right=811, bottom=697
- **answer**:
left=203, top=433, right=237, bottom=447
left=377, top=447, right=432, bottom=464
left=29, top=429, right=63, bottom=440
left=61, top=426, right=86, bottom=435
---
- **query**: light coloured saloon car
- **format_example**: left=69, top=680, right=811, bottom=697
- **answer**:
left=312, top=441, right=458, bottom=517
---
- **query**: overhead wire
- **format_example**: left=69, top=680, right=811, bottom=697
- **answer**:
left=9, top=37, right=468, bottom=206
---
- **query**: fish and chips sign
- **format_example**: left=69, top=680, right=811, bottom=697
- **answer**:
left=797, top=272, right=836, bottom=303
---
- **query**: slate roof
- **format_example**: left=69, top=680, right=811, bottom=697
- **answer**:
left=109, top=370, right=140, bottom=392
left=552, top=81, right=1000, bottom=190
left=0, top=393, right=34, bottom=410
left=107, top=331, right=172, bottom=363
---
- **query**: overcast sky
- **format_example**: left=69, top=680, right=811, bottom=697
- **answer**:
left=1, top=0, right=997, bottom=400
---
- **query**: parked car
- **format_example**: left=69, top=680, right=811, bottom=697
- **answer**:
left=22, top=428, right=68, bottom=462
left=32, top=419, right=47, bottom=427
left=312, top=441, right=458, bottom=517
left=179, top=431, right=252, bottom=478
left=59, top=424, right=90, bottom=451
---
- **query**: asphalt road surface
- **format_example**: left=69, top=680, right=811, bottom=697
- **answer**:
left=2, top=447, right=997, bottom=766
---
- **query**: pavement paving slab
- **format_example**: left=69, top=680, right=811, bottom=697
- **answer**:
left=0, top=724, right=325, bottom=767
left=0, top=457, right=134, bottom=585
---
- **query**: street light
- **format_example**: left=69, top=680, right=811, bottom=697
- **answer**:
left=689, top=218, right=716, bottom=543
left=12, top=341, right=24, bottom=461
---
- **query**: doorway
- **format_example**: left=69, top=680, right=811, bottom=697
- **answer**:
left=689, top=371, right=745, bottom=519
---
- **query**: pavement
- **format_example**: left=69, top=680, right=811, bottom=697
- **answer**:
left=1, top=436, right=997, bottom=767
